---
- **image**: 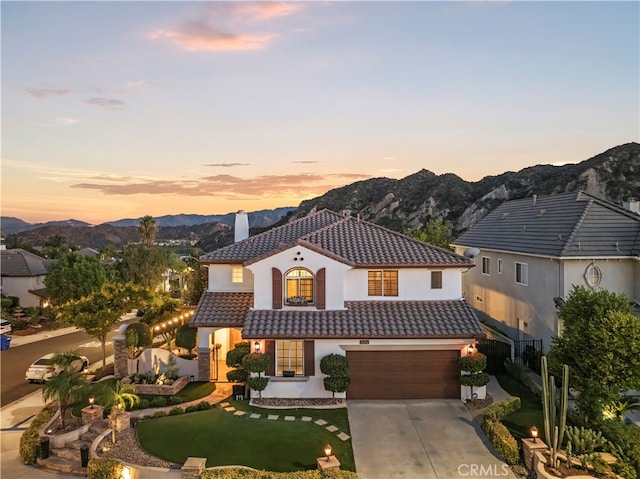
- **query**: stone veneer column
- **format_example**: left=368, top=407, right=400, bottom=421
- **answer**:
left=113, top=335, right=128, bottom=379
left=197, top=347, right=212, bottom=382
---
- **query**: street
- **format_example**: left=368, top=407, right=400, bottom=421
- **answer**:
left=0, top=317, right=136, bottom=406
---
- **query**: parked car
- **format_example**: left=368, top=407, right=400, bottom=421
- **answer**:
left=25, top=353, right=89, bottom=383
left=0, top=319, right=11, bottom=335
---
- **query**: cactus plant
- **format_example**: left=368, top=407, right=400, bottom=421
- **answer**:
left=564, top=425, right=607, bottom=454
left=565, top=440, right=572, bottom=469
left=541, top=356, right=569, bottom=468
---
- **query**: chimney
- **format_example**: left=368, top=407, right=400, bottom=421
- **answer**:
left=532, top=195, right=537, bottom=206
left=623, top=198, right=640, bottom=215
left=234, top=211, right=249, bottom=242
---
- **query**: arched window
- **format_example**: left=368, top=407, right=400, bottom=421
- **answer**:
left=285, top=268, right=314, bottom=305
left=584, top=263, right=602, bottom=288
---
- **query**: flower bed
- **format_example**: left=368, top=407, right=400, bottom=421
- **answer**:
left=132, top=375, right=189, bottom=396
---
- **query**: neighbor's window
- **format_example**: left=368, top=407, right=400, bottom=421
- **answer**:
left=497, top=258, right=503, bottom=275
left=231, top=265, right=243, bottom=283
left=276, top=340, right=304, bottom=375
left=482, top=257, right=491, bottom=275
left=516, top=262, right=528, bottom=285
left=431, top=271, right=443, bottom=289
left=285, top=268, right=314, bottom=304
left=368, top=270, right=398, bottom=296
left=585, top=263, right=602, bottom=288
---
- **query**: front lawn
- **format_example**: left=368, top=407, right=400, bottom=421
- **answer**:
left=136, top=403, right=355, bottom=472
left=496, top=374, right=545, bottom=441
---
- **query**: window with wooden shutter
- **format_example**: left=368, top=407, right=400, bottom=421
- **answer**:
left=265, top=340, right=275, bottom=376
left=272, top=268, right=282, bottom=309
left=315, top=268, right=326, bottom=309
left=304, top=340, right=315, bottom=376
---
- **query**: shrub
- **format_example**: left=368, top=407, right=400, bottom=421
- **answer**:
left=86, top=458, right=123, bottom=479
left=481, top=419, right=520, bottom=465
left=169, top=406, right=184, bottom=416
left=483, top=397, right=522, bottom=422
left=137, top=398, right=150, bottom=410
left=320, top=354, right=349, bottom=377
left=150, top=396, right=167, bottom=408
left=185, top=404, right=198, bottom=413
left=459, top=352, right=487, bottom=374
left=612, top=460, right=638, bottom=479
left=601, top=419, right=640, bottom=477
left=168, top=396, right=183, bottom=405
left=196, top=401, right=212, bottom=411
left=152, top=411, right=168, bottom=418
left=93, top=363, right=115, bottom=381
left=248, top=376, right=269, bottom=397
left=199, top=469, right=360, bottom=479
left=19, top=406, right=54, bottom=465
left=175, top=324, right=197, bottom=354
left=503, top=359, right=541, bottom=397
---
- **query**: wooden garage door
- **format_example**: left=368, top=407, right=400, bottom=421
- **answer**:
left=346, top=350, right=460, bottom=399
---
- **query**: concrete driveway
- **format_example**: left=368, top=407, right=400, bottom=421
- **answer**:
left=347, top=400, right=516, bottom=479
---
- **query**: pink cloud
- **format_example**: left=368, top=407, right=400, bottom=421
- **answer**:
left=25, top=88, right=70, bottom=98
left=210, top=2, right=305, bottom=21
left=149, top=22, right=276, bottom=51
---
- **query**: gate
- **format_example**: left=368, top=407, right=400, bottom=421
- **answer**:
left=514, top=339, right=543, bottom=374
left=477, top=339, right=511, bottom=374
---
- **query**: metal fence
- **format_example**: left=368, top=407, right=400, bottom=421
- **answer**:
left=477, top=338, right=543, bottom=375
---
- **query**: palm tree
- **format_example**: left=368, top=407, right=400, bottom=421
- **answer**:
left=138, top=215, right=158, bottom=246
left=41, top=352, right=89, bottom=429
left=99, top=380, right=140, bottom=443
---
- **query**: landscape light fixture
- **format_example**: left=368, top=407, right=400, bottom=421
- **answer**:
left=89, top=396, right=95, bottom=409
left=324, top=444, right=332, bottom=462
left=254, top=341, right=261, bottom=353
left=121, top=465, right=131, bottom=479
left=530, top=425, right=538, bottom=443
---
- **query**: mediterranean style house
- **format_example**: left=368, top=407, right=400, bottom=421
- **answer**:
left=452, top=191, right=640, bottom=351
left=190, top=209, right=485, bottom=400
left=0, top=247, right=50, bottom=308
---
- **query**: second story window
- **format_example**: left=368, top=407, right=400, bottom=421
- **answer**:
left=368, top=270, right=398, bottom=296
left=516, top=262, right=528, bottom=285
left=482, top=257, right=491, bottom=275
left=285, top=268, right=314, bottom=304
left=497, top=258, right=503, bottom=274
left=431, top=271, right=442, bottom=289
left=231, top=265, right=243, bottom=283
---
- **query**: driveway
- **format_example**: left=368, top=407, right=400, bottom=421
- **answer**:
left=347, top=400, right=516, bottom=479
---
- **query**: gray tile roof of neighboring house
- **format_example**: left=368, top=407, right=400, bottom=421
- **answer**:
left=453, top=191, right=640, bottom=258
left=0, top=249, right=50, bottom=276
left=242, top=300, right=485, bottom=339
left=201, top=209, right=471, bottom=267
left=191, top=291, right=254, bottom=327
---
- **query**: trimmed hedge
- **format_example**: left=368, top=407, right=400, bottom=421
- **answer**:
left=481, top=419, right=520, bottom=465
left=200, top=469, right=360, bottom=479
left=19, top=406, right=54, bottom=465
left=482, top=396, right=521, bottom=422
left=87, top=458, right=124, bottom=479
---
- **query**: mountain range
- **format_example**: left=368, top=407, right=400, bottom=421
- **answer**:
left=3, top=142, right=638, bottom=251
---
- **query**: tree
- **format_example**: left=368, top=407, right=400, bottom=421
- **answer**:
left=125, top=322, right=152, bottom=359
left=320, top=354, right=350, bottom=399
left=99, top=380, right=139, bottom=444
left=226, top=342, right=251, bottom=384
left=119, top=243, right=166, bottom=290
left=242, top=353, right=270, bottom=399
left=138, top=215, right=158, bottom=247
left=183, top=263, right=208, bottom=306
left=459, top=352, right=490, bottom=401
left=139, top=293, right=183, bottom=346
left=175, top=324, right=197, bottom=356
left=42, top=235, right=70, bottom=259
left=45, top=252, right=107, bottom=306
left=548, top=285, right=640, bottom=424
left=56, top=282, right=145, bottom=367
left=41, top=352, right=89, bottom=429
left=407, top=217, right=454, bottom=251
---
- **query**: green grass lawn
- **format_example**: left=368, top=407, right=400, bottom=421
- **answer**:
left=496, top=374, right=545, bottom=441
left=136, top=402, right=355, bottom=472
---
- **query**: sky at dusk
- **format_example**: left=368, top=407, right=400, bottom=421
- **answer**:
left=2, top=1, right=638, bottom=225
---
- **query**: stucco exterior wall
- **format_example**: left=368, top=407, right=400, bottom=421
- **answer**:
left=343, top=267, right=463, bottom=300
left=247, top=245, right=351, bottom=310
left=1, top=274, right=46, bottom=307
left=208, top=264, right=254, bottom=292
left=134, top=347, right=199, bottom=379
left=563, top=258, right=637, bottom=299
left=254, top=338, right=470, bottom=399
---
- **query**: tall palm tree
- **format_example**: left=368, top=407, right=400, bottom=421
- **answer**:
left=138, top=215, right=158, bottom=246
left=41, top=352, right=88, bottom=428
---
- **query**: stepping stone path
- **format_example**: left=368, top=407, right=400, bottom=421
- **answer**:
left=220, top=404, right=351, bottom=443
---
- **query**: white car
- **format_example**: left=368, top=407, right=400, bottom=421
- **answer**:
left=0, top=319, right=11, bottom=335
left=25, top=353, right=89, bottom=383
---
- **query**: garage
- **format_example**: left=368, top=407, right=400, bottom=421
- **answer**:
left=346, top=350, right=461, bottom=399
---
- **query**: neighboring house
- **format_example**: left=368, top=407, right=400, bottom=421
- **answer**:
left=452, top=191, right=640, bottom=351
left=190, top=210, right=484, bottom=400
left=0, top=248, right=50, bottom=308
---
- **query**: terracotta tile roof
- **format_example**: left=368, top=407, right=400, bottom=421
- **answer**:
left=242, top=300, right=485, bottom=339
left=201, top=209, right=471, bottom=267
left=191, top=291, right=254, bottom=328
